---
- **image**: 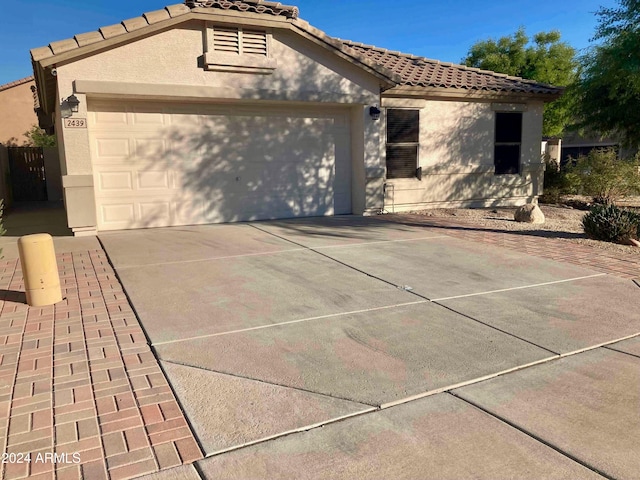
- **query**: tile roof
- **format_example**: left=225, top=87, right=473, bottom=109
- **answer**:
left=186, top=0, right=299, bottom=18
left=29, top=0, right=561, bottom=98
left=341, top=41, right=562, bottom=96
left=30, top=4, right=192, bottom=62
left=0, top=76, right=34, bottom=93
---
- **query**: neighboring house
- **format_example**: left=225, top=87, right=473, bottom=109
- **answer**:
left=31, top=0, right=562, bottom=235
left=0, top=76, right=38, bottom=146
left=559, top=131, right=637, bottom=165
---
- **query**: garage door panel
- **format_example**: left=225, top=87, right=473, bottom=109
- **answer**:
left=98, top=171, right=133, bottom=192
left=95, top=138, right=130, bottom=159
left=137, top=171, right=171, bottom=190
left=90, top=101, right=352, bottom=230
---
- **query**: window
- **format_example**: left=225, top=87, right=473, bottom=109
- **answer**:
left=494, top=112, right=522, bottom=175
left=386, top=109, right=419, bottom=179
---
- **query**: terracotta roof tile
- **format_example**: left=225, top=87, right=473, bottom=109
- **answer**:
left=28, top=1, right=560, bottom=98
left=186, top=0, right=299, bottom=19
left=0, top=76, right=34, bottom=93
left=341, top=40, right=562, bottom=96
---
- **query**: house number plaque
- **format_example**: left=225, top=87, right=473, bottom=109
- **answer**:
left=64, top=118, right=87, bottom=128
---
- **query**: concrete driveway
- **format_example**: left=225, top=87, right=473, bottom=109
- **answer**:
left=99, top=216, right=640, bottom=479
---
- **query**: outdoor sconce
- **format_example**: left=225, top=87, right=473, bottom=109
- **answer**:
left=369, top=105, right=381, bottom=121
left=67, top=95, right=80, bottom=113
left=60, top=94, right=80, bottom=119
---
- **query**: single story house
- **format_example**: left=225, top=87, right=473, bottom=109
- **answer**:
left=0, top=76, right=39, bottom=146
left=31, top=0, right=562, bottom=235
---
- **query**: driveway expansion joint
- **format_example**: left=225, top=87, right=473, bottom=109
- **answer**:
left=448, top=392, right=615, bottom=480
left=248, top=223, right=428, bottom=301
left=156, top=358, right=376, bottom=408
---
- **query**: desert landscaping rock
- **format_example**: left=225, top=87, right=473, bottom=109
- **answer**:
left=514, top=204, right=546, bottom=223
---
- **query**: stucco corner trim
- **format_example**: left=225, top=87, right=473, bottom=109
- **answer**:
left=74, top=80, right=376, bottom=105
left=62, top=175, right=94, bottom=188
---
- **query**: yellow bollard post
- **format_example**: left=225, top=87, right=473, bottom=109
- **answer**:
left=18, top=234, right=63, bottom=307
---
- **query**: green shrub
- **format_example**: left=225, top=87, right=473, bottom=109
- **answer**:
left=582, top=203, right=640, bottom=243
left=541, top=155, right=570, bottom=203
left=564, top=148, right=640, bottom=204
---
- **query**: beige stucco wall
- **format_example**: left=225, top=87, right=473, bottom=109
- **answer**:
left=53, top=21, right=384, bottom=232
left=382, top=98, right=545, bottom=211
left=0, top=80, right=38, bottom=146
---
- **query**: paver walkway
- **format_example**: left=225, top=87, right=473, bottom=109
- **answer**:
left=0, top=248, right=202, bottom=480
left=383, top=213, right=640, bottom=279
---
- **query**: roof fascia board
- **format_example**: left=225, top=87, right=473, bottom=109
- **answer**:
left=36, top=15, right=191, bottom=68
left=383, top=86, right=562, bottom=103
left=190, top=8, right=291, bottom=25
left=289, top=21, right=398, bottom=87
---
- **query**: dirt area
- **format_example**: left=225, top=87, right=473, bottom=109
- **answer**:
left=405, top=198, right=640, bottom=256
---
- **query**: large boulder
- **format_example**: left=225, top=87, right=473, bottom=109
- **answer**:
left=514, top=204, right=545, bottom=224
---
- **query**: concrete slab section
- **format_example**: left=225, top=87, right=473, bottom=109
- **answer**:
left=606, top=336, right=640, bottom=358
left=136, top=464, right=201, bottom=480
left=118, top=250, right=413, bottom=344
left=440, top=275, right=640, bottom=354
left=454, top=348, right=640, bottom=480
left=161, top=361, right=372, bottom=455
left=319, top=236, right=600, bottom=299
left=155, top=303, right=552, bottom=406
left=252, top=215, right=442, bottom=248
left=196, top=393, right=601, bottom=480
left=100, top=223, right=297, bottom=267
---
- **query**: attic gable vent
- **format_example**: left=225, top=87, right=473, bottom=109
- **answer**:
left=205, top=24, right=276, bottom=74
left=211, top=27, right=267, bottom=57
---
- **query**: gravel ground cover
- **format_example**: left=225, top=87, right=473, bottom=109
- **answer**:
left=405, top=197, right=640, bottom=256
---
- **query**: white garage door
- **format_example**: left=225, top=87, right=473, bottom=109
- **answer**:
left=88, top=101, right=352, bottom=231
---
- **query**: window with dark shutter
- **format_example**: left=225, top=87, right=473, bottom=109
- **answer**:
left=386, top=109, right=419, bottom=179
left=494, top=112, right=522, bottom=175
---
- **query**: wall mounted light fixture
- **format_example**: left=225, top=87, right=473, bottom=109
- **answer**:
left=369, top=105, right=381, bottom=121
left=61, top=94, right=80, bottom=119
left=66, top=95, right=80, bottom=113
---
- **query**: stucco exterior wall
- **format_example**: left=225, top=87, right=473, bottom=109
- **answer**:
left=382, top=98, right=545, bottom=211
left=52, top=20, right=385, bottom=232
left=0, top=80, right=38, bottom=146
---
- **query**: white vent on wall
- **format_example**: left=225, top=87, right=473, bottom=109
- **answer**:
left=242, top=30, right=268, bottom=56
left=211, top=27, right=268, bottom=57
left=212, top=27, right=241, bottom=54
left=205, top=24, right=276, bottom=74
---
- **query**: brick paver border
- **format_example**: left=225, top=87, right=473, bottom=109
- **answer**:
left=382, top=214, right=640, bottom=279
left=0, top=249, right=203, bottom=480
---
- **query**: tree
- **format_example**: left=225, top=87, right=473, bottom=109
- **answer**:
left=575, top=0, right=640, bottom=147
left=463, top=28, right=578, bottom=137
left=23, top=125, right=56, bottom=147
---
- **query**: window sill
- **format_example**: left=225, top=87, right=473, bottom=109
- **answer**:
left=204, top=52, right=277, bottom=74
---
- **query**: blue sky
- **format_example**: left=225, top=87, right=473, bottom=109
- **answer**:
left=0, top=0, right=611, bottom=86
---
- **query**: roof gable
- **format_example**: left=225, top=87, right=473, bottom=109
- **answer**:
left=30, top=0, right=562, bottom=109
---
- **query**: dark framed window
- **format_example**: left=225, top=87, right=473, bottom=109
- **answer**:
left=386, top=109, right=419, bottom=179
left=494, top=112, right=522, bottom=175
